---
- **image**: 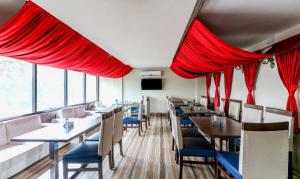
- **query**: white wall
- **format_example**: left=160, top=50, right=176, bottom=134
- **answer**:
left=124, top=68, right=201, bottom=113
left=100, top=68, right=206, bottom=113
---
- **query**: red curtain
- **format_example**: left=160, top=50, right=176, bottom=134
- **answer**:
left=171, top=19, right=270, bottom=78
left=276, top=48, right=300, bottom=132
left=224, top=68, right=234, bottom=113
left=0, top=1, right=132, bottom=78
left=213, top=73, right=221, bottom=107
left=206, top=74, right=211, bottom=103
left=243, top=62, right=259, bottom=104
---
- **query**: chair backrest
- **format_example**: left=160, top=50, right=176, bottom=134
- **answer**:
left=113, top=106, right=124, bottom=144
left=219, top=98, right=226, bottom=113
left=98, top=111, right=114, bottom=157
left=200, top=96, right=208, bottom=107
left=242, top=104, right=263, bottom=123
left=264, top=107, right=294, bottom=151
left=170, top=106, right=183, bottom=150
left=144, top=96, right=150, bottom=117
left=57, top=107, right=75, bottom=118
left=239, top=122, right=289, bottom=179
left=228, top=99, right=242, bottom=122
left=137, top=100, right=143, bottom=121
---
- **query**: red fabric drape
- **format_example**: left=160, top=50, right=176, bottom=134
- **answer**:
left=171, top=19, right=270, bottom=78
left=171, top=19, right=300, bottom=78
left=213, top=73, right=221, bottom=107
left=0, top=1, right=132, bottom=78
left=224, top=68, right=234, bottom=113
left=206, top=74, right=211, bottom=103
left=243, top=62, right=259, bottom=104
left=276, top=48, right=300, bottom=132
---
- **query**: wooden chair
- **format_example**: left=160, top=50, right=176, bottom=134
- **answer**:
left=228, top=99, right=242, bottom=122
left=229, top=103, right=264, bottom=150
left=142, top=96, right=150, bottom=127
left=85, top=107, right=125, bottom=168
left=171, top=108, right=216, bottom=179
left=216, top=122, right=289, bottom=179
left=62, top=112, right=115, bottom=179
left=200, top=96, right=208, bottom=107
left=264, top=107, right=294, bottom=179
left=123, top=101, right=143, bottom=136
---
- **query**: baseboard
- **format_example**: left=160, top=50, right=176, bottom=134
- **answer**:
left=150, top=113, right=167, bottom=117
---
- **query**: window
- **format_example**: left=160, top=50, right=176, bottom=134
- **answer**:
left=68, top=70, right=84, bottom=105
left=86, top=74, right=96, bottom=102
left=0, top=57, right=32, bottom=118
left=37, top=65, right=64, bottom=111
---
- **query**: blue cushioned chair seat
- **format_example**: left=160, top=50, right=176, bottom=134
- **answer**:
left=63, top=141, right=101, bottom=163
left=180, top=137, right=215, bottom=157
left=123, top=117, right=140, bottom=124
left=180, top=117, right=193, bottom=125
left=86, top=132, right=100, bottom=141
left=175, top=107, right=183, bottom=114
left=182, top=128, right=203, bottom=138
left=216, top=152, right=241, bottom=179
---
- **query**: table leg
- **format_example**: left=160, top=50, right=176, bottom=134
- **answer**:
left=49, top=142, right=59, bottom=179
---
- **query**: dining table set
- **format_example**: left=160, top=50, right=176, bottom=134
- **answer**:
left=175, top=103, right=241, bottom=151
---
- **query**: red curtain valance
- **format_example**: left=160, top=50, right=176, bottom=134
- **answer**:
left=171, top=19, right=300, bottom=78
left=0, top=1, right=132, bottom=78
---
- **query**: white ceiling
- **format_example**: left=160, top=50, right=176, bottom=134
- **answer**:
left=0, top=0, right=300, bottom=68
left=33, top=0, right=197, bottom=68
left=198, top=0, right=300, bottom=49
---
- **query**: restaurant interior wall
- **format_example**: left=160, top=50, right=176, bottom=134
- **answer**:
left=99, top=68, right=206, bottom=113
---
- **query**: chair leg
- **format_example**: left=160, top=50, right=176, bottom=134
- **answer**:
left=98, top=161, right=103, bottom=179
left=138, top=124, right=141, bottom=136
left=140, top=122, right=143, bottom=132
left=148, top=117, right=150, bottom=126
left=111, top=147, right=115, bottom=169
left=172, top=138, right=175, bottom=151
left=179, top=155, right=183, bottom=179
left=175, top=148, right=179, bottom=164
left=119, top=139, right=124, bottom=156
left=145, top=120, right=148, bottom=129
left=63, top=161, right=68, bottom=179
left=108, top=151, right=113, bottom=170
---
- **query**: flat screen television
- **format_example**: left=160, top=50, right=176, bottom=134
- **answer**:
left=141, top=78, right=162, bottom=90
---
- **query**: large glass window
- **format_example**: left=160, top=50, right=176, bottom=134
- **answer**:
left=68, top=70, right=84, bottom=105
left=0, top=57, right=32, bottom=119
left=86, top=74, right=96, bottom=102
left=37, top=66, right=64, bottom=111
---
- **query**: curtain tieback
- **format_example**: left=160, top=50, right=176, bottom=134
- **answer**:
left=288, top=85, right=298, bottom=97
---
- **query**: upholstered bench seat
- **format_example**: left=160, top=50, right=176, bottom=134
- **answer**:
left=63, top=141, right=101, bottom=163
left=123, top=117, right=140, bottom=124
left=0, top=115, right=49, bottom=179
left=216, top=152, right=241, bottom=179
left=180, top=137, right=215, bottom=157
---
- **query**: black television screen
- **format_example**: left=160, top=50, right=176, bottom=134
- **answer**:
left=141, top=79, right=162, bottom=90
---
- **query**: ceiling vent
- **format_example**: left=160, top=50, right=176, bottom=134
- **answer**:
left=140, top=71, right=161, bottom=78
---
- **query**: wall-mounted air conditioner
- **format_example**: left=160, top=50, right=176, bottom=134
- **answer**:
left=140, top=71, right=161, bottom=78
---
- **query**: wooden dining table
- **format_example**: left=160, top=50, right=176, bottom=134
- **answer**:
left=11, top=116, right=102, bottom=179
left=180, top=106, right=216, bottom=116
left=190, top=116, right=241, bottom=150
